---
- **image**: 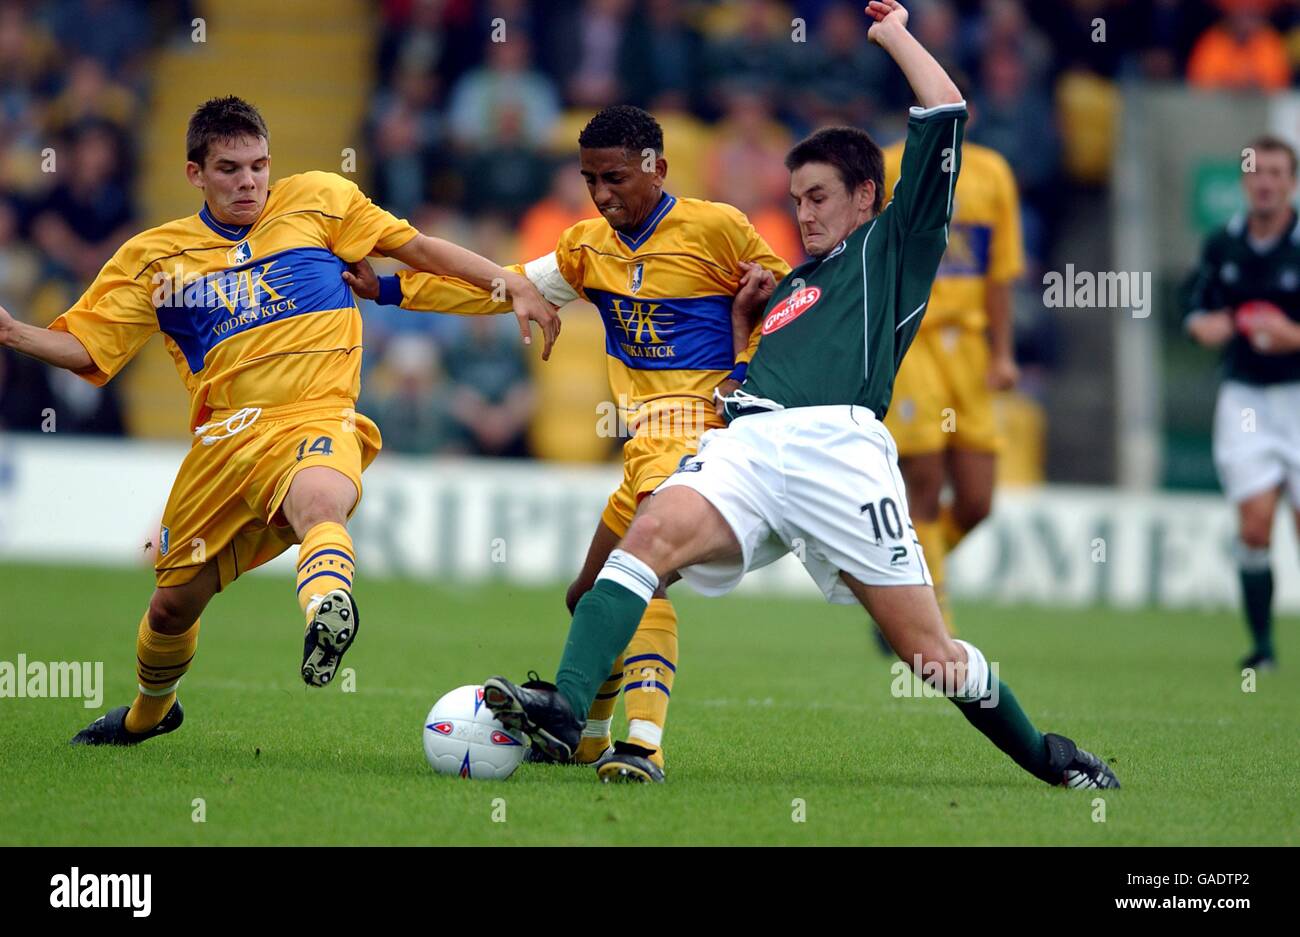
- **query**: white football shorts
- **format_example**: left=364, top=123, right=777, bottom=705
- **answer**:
left=1212, top=379, right=1300, bottom=504
left=654, top=404, right=932, bottom=604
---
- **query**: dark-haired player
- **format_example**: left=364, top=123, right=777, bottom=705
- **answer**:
left=881, top=94, right=1024, bottom=635
left=1187, top=133, right=1300, bottom=671
left=0, top=95, right=556, bottom=745
left=347, top=103, right=791, bottom=782
left=480, top=1, right=1120, bottom=790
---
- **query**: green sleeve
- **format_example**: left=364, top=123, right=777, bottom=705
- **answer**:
left=885, top=102, right=967, bottom=235
left=1184, top=233, right=1225, bottom=322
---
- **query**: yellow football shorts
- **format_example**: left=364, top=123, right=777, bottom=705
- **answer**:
left=886, top=325, right=1001, bottom=456
left=154, top=397, right=381, bottom=590
left=600, top=405, right=721, bottom=537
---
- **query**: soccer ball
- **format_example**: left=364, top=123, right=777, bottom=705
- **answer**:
left=422, top=684, right=527, bottom=780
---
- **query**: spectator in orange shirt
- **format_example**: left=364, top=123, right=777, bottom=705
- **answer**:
left=1188, top=5, right=1291, bottom=92
left=517, top=164, right=599, bottom=261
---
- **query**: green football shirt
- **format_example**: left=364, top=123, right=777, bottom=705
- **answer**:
left=1185, top=209, right=1300, bottom=385
left=737, top=102, right=967, bottom=420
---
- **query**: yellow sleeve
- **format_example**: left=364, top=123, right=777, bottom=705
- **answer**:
left=726, top=205, right=792, bottom=365
left=326, top=174, right=419, bottom=262
left=48, top=244, right=157, bottom=386
left=553, top=225, right=587, bottom=299
left=882, top=143, right=904, bottom=208
left=396, top=264, right=524, bottom=315
left=742, top=224, right=792, bottom=284
left=988, top=154, right=1026, bottom=284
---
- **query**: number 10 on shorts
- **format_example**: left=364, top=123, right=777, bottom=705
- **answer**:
left=860, top=497, right=903, bottom=543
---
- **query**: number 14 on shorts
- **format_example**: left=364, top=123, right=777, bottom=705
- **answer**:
left=296, top=436, right=334, bottom=461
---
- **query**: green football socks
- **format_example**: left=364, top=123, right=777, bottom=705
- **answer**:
left=555, top=557, right=655, bottom=718
left=952, top=679, right=1055, bottom=783
left=1239, top=567, right=1275, bottom=660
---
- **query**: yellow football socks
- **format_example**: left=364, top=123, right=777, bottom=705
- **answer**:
left=296, top=522, right=355, bottom=623
left=575, top=656, right=623, bottom=764
left=125, top=612, right=199, bottom=733
left=914, top=517, right=955, bottom=634
left=939, top=505, right=967, bottom=552
left=621, top=597, right=678, bottom=769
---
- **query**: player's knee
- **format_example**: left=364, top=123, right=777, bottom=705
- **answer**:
left=1239, top=518, right=1272, bottom=550
left=147, top=589, right=197, bottom=634
left=619, top=515, right=673, bottom=570
left=289, top=487, right=349, bottom=533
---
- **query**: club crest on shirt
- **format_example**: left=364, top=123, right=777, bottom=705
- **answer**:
left=628, top=261, right=645, bottom=295
left=159, top=526, right=169, bottom=556
left=1220, top=261, right=1239, bottom=284
left=228, top=241, right=251, bottom=266
left=1281, top=268, right=1299, bottom=291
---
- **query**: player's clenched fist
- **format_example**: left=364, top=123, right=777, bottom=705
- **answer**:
left=342, top=259, right=380, bottom=300
left=866, top=0, right=908, bottom=42
left=735, top=261, right=777, bottom=314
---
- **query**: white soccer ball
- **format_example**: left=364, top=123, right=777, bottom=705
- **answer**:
left=422, top=684, right=527, bottom=780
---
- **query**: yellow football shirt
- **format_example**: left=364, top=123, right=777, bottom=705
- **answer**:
left=392, top=193, right=791, bottom=430
left=882, top=140, right=1024, bottom=331
left=50, top=170, right=417, bottom=431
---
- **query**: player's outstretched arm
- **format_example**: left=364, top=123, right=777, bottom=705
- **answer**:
left=385, top=234, right=561, bottom=360
left=344, top=256, right=511, bottom=313
left=872, top=1, right=965, bottom=235
left=866, top=2, right=961, bottom=109
left=0, top=303, right=94, bottom=372
left=344, top=257, right=564, bottom=361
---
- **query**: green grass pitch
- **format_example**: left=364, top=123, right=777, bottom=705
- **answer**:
left=1, top=561, right=1296, bottom=845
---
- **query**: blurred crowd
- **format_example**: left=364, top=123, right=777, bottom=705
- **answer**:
left=3, top=0, right=1300, bottom=459
left=0, top=0, right=195, bottom=433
